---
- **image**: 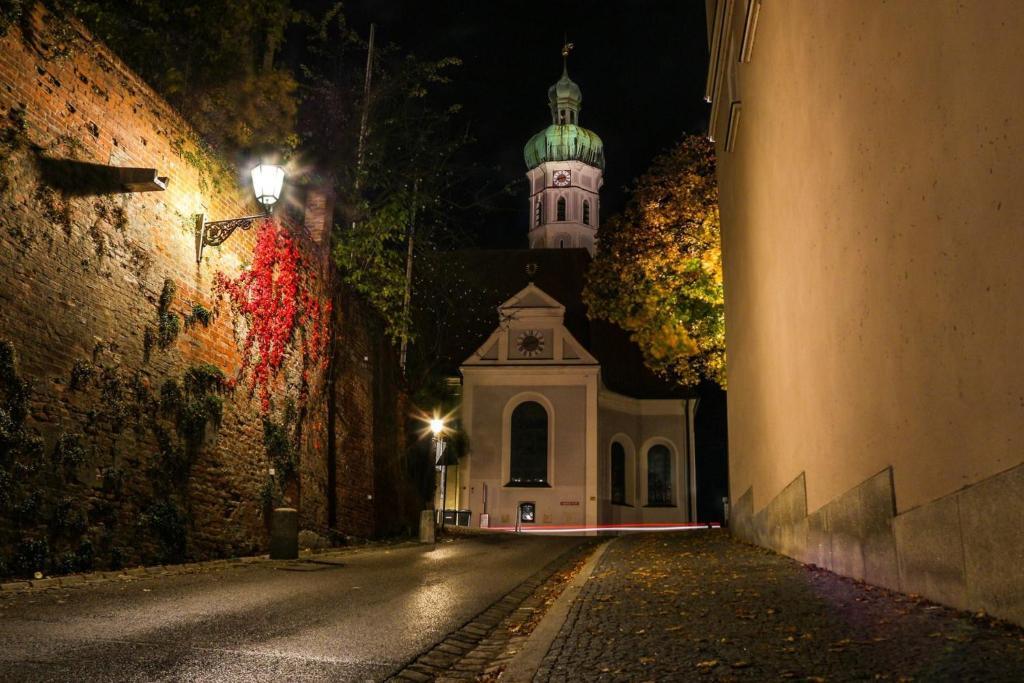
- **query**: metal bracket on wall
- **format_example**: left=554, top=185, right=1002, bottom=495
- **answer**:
left=38, top=159, right=168, bottom=195
left=194, top=212, right=267, bottom=264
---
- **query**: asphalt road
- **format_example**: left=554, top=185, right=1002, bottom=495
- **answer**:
left=0, top=534, right=585, bottom=682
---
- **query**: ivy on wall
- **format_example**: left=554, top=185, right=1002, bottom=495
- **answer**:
left=0, top=340, right=97, bottom=577
left=214, top=220, right=331, bottom=412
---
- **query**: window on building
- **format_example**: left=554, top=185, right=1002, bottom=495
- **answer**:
left=535, top=199, right=542, bottom=226
left=611, top=442, right=626, bottom=505
left=557, top=197, right=566, bottom=221
left=582, top=200, right=590, bottom=225
left=509, top=401, right=548, bottom=486
left=647, top=444, right=672, bottom=506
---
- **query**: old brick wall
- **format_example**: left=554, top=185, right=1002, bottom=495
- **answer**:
left=0, top=5, right=404, bottom=576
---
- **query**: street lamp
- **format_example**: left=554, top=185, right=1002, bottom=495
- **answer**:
left=430, top=415, right=448, bottom=529
left=194, top=162, right=286, bottom=264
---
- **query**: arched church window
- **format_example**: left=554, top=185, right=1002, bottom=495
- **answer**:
left=556, top=197, right=566, bottom=221
left=646, top=444, right=672, bottom=506
left=535, top=199, right=542, bottom=226
left=582, top=200, right=590, bottom=225
left=611, top=442, right=626, bottom=505
left=509, top=401, right=548, bottom=486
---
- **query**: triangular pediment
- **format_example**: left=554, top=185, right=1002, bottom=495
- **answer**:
left=499, top=283, right=565, bottom=316
left=462, top=282, right=598, bottom=368
left=478, top=338, right=499, bottom=360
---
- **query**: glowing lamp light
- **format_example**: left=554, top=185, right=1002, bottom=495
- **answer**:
left=251, top=163, right=285, bottom=209
left=429, top=417, right=445, bottom=437
left=194, top=160, right=287, bottom=264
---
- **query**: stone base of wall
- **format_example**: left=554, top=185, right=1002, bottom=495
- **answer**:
left=731, top=463, right=1024, bottom=625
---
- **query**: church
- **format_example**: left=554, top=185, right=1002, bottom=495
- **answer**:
left=437, top=58, right=707, bottom=530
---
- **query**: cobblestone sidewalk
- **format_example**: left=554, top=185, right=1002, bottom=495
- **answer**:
left=537, top=531, right=1024, bottom=682
left=390, top=539, right=599, bottom=682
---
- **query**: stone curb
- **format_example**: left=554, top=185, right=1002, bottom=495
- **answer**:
left=0, top=538, right=424, bottom=594
left=0, top=556, right=266, bottom=593
left=388, top=539, right=601, bottom=682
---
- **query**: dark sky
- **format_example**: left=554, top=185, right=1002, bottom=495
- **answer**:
left=343, top=0, right=711, bottom=248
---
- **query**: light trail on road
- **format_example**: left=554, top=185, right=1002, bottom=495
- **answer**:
left=486, top=522, right=722, bottom=534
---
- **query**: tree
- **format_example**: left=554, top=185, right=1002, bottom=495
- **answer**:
left=331, top=50, right=472, bottom=341
left=583, top=134, right=725, bottom=388
left=69, top=0, right=299, bottom=153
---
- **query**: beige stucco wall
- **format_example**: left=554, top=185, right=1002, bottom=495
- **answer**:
left=463, top=382, right=590, bottom=526
left=712, top=0, right=1024, bottom=515
left=596, top=398, right=693, bottom=524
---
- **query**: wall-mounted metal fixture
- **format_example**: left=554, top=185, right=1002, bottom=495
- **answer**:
left=194, top=163, right=285, bottom=264
left=39, top=159, right=168, bottom=195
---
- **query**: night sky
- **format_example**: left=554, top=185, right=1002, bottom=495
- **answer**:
left=343, top=0, right=711, bottom=248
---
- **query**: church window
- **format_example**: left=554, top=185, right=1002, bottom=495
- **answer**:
left=556, top=197, right=566, bottom=221
left=535, top=199, right=542, bottom=226
left=611, top=442, right=627, bottom=505
left=583, top=200, right=591, bottom=225
left=509, top=401, right=549, bottom=486
left=646, top=444, right=672, bottom=506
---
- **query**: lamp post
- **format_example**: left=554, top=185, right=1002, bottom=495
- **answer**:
left=429, top=417, right=448, bottom=529
left=194, top=162, right=285, bottom=264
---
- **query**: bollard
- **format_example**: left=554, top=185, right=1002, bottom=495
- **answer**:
left=419, top=509, right=436, bottom=544
left=269, top=507, right=299, bottom=559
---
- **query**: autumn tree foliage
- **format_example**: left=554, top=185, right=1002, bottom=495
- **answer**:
left=584, top=134, right=725, bottom=388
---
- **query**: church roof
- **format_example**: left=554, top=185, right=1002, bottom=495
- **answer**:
left=524, top=124, right=606, bottom=170
left=524, top=60, right=605, bottom=171
left=434, top=249, right=694, bottom=399
left=548, top=65, right=582, bottom=111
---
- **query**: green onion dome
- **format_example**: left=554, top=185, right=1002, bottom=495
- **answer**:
left=525, top=64, right=604, bottom=170
left=524, top=124, right=606, bottom=170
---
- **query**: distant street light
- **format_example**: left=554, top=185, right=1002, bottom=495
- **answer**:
left=194, top=162, right=286, bottom=264
left=430, top=415, right=448, bottom=529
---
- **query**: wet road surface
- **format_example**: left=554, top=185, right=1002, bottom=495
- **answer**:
left=0, top=534, right=585, bottom=682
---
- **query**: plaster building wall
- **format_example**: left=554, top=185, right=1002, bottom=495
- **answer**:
left=462, top=381, right=590, bottom=527
left=527, top=159, right=603, bottom=251
left=596, top=396, right=693, bottom=525
left=0, top=5, right=403, bottom=576
left=706, top=0, right=1024, bottom=623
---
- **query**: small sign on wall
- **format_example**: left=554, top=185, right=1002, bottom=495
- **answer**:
left=560, top=501, right=579, bottom=506
left=519, top=502, right=536, bottom=523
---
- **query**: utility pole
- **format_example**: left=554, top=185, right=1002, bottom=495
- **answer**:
left=354, top=23, right=375, bottom=197
left=399, top=177, right=418, bottom=374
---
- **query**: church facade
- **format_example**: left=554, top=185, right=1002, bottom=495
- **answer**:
left=444, top=59, right=699, bottom=530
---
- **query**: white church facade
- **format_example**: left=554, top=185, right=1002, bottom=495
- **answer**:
left=440, top=56, right=700, bottom=530
left=458, top=284, right=697, bottom=529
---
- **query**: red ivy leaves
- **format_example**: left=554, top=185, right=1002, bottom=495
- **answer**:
left=214, top=220, right=331, bottom=412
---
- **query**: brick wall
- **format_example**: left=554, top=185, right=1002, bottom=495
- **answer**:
left=0, top=4, right=406, bottom=576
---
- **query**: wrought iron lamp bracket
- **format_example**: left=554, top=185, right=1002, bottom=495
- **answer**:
left=194, top=211, right=268, bottom=264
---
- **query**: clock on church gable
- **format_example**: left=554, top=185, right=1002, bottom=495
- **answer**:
left=516, top=330, right=545, bottom=356
left=510, top=328, right=554, bottom=359
left=552, top=169, right=571, bottom=187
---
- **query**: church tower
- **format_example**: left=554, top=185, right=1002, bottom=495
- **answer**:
left=523, top=47, right=605, bottom=254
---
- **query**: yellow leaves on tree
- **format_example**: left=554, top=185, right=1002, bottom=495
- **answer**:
left=583, top=134, right=725, bottom=387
